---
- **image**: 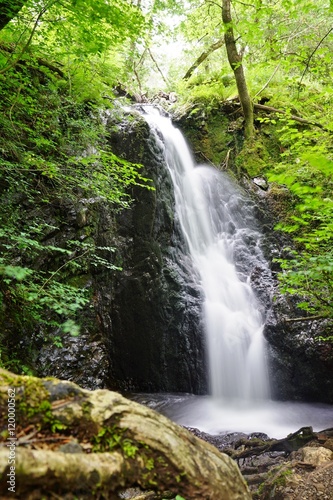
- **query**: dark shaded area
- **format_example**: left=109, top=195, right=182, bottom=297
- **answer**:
left=102, top=109, right=207, bottom=393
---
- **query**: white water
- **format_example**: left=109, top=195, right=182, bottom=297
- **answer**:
left=138, top=107, right=333, bottom=438
left=131, top=393, right=333, bottom=439
left=143, top=106, right=270, bottom=401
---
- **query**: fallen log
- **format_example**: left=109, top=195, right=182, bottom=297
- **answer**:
left=226, top=426, right=318, bottom=460
left=0, top=369, right=251, bottom=499
left=222, top=98, right=330, bottom=132
left=253, top=103, right=329, bottom=131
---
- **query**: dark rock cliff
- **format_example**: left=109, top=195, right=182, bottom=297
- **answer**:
left=104, top=108, right=207, bottom=393
left=245, top=180, right=333, bottom=403
left=38, top=107, right=207, bottom=394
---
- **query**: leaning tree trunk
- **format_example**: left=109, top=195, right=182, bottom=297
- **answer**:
left=0, top=369, right=251, bottom=499
left=222, top=0, right=254, bottom=139
left=183, top=37, right=225, bottom=80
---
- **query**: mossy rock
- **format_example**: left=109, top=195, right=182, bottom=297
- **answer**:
left=235, top=137, right=272, bottom=177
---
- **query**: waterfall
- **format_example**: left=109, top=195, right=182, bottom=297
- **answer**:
left=142, top=106, right=270, bottom=402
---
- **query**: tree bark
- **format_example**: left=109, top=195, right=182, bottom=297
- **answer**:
left=183, top=37, right=225, bottom=80
left=0, top=1, right=27, bottom=31
left=222, top=0, right=254, bottom=138
left=0, top=369, right=251, bottom=499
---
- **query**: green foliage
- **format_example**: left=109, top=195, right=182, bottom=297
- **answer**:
left=73, top=150, right=153, bottom=208
left=0, top=0, right=145, bottom=100
left=0, top=36, right=152, bottom=372
left=0, top=219, right=91, bottom=343
left=92, top=426, right=139, bottom=458
left=268, top=122, right=333, bottom=324
left=177, top=72, right=229, bottom=108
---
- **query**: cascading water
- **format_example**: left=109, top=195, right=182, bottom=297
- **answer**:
left=132, top=106, right=333, bottom=438
left=142, top=106, right=270, bottom=402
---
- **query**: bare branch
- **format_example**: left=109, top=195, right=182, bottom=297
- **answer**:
left=206, top=0, right=223, bottom=10
left=283, top=315, right=328, bottom=323
left=233, top=0, right=256, bottom=8
left=183, top=37, right=225, bottom=80
left=299, top=27, right=333, bottom=88
left=148, top=48, right=169, bottom=86
left=254, top=63, right=281, bottom=98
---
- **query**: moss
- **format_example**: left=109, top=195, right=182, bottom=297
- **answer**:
left=266, top=183, right=295, bottom=219
left=0, top=370, right=69, bottom=434
left=92, top=425, right=140, bottom=457
left=18, top=380, right=65, bottom=431
left=274, top=467, right=293, bottom=486
left=178, top=105, right=232, bottom=167
left=235, top=136, right=272, bottom=177
left=255, top=464, right=294, bottom=498
left=90, top=425, right=186, bottom=492
left=202, top=113, right=232, bottom=166
left=67, top=274, right=91, bottom=289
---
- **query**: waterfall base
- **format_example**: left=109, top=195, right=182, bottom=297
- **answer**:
left=130, top=393, right=333, bottom=439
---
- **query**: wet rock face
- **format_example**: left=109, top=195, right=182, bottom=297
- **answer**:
left=265, top=312, right=333, bottom=403
left=37, top=334, right=108, bottom=390
left=34, top=196, right=112, bottom=390
left=102, top=109, right=207, bottom=393
left=35, top=108, right=206, bottom=393
left=244, top=180, right=333, bottom=403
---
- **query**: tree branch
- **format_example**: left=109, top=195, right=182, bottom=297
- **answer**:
left=227, top=427, right=316, bottom=460
left=254, top=63, right=281, bottom=98
left=283, top=315, right=328, bottom=323
left=222, top=0, right=254, bottom=138
left=0, top=0, right=27, bottom=31
left=148, top=48, right=169, bottom=86
left=183, top=37, right=225, bottom=80
left=299, top=27, right=333, bottom=88
left=253, top=103, right=330, bottom=132
left=36, top=57, right=65, bottom=78
left=0, top=5, right=51, bottom=75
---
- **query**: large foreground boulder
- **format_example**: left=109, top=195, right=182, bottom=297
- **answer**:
left=0, top=369, right=250, bottom=499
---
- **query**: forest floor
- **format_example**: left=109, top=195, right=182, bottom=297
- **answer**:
left=188, top=426, right=333, bottom=499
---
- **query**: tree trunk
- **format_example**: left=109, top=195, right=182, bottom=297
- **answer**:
left=0, top=369, right=251, bottom=499
left=222, top=0, right=254, bottom=138
left=0, top=1, right=27, bottom=31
